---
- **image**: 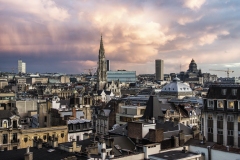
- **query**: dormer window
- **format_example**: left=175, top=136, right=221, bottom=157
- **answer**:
left=217, top=100, right=224, bottom=108
left=232, top=89, right=237, bottom=96
left=208, top=100, right=214, bottom=108
left=2, top=120, right=8, bottom=128
left=221, top=89, right=227, bottom=95
left=228, top=101, right=234, bottom=109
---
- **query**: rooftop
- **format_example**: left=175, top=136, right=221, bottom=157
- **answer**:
left=150, top=149, right=200, bottom=160
left=0, top=147, right=84, bottom=160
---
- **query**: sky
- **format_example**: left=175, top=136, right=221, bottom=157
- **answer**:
left=0, top=0, right=240, bottom=77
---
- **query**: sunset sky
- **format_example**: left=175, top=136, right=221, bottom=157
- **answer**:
left=0, top=0, right=240, bottom=77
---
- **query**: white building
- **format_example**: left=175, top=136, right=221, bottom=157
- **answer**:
left=18, top=60, right=26, bottom=73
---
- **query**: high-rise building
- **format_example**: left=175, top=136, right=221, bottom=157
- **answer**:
left=97, top=35, right=107, bottom=90
left=155, top=59, right=164, bottom=80
left=18, top=60, right=26, bottom=73
left=106, top=60, right=110, bottom=71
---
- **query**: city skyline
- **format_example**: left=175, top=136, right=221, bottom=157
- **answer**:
left=1, top=0, right=240, bottom=77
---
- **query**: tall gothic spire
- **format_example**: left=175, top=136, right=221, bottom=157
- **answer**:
left=100, top=34, right=105, bottom=51
left=97, top=34, right=107, bottom=90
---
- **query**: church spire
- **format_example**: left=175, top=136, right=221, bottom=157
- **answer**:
left=100, top=34, right=105, bottom=51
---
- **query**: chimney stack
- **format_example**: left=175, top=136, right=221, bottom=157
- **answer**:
left=24, top=146, right=33, bottom=160
left=227, top=146, right=229, bottom=152
left=72, top=107, right=76, bottom=119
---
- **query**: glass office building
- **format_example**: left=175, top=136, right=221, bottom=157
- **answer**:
left=107, top=71, right=136, bottom=82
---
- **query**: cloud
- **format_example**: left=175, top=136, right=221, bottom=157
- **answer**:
left=182, top=0, right=206, bottom=10
left=0, top=0, right=240, bottom=76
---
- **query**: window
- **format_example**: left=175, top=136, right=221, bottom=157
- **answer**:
left=208, top=127, right=213, bottom=133
left=238, top=101, right=240, bottom=110
left=238, top=116, right=240, bottom=122
left=217, top=129, right=223, bottom=135
left=227, top=115, right=234, bottom=122
left=3, top=121, right=7, bottom=128
left=232, top=89, right=237, bottom=96
left=13, top=120, right=17, bottom=128
left=68, top=124, right=73, bottom=131
left=217, top=100, right=224, bottom=108
left=221, top=89, right=227, bottom=95
left=208, top=114, right=213, bottom=120
left=76, top=124, right=80, bottom=130
left=228, top=130, right=233, bottom=136
left=228, top=101, right=234, bottom=109
left=208, top=100, right=214, bottom=108
left=217, top=115, right=223, bottom=121
left=12, top=133, right=18, bottom=142
left=3, top=134, right=8, bottom=144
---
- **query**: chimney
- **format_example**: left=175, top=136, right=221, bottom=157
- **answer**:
left=72, top=139, right=76, bottom=152
left=207, top=146, right=211, bottom=160
left=72, top=107, right=76, bottom=119
left=24, top=146, right=33, bottom=160
left=182, top=146, right=187, bottom=153
left=151, top=117, right=155, bottom=124
left=226, top=146, right=229, bottom=152
left=174, top=118, right=179, bottom=127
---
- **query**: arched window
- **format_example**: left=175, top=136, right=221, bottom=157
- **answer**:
left=3, top=120, right=8, bottom=128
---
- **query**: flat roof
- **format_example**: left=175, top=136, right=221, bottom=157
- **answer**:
left=149, top=150, right=201, bottom=160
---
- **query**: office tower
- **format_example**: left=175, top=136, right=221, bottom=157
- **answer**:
left=106, top=60, right=110, bottom=71
left=18, top=60, right=26, bottom=73
left=155, top=59, right=164, bottom=80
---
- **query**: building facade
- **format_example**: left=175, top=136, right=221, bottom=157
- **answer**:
left=155, top=59, right=164, bottom=80
left=107, top=70, right=136, bottom=83
left=202, top=84, right=240, bottom=147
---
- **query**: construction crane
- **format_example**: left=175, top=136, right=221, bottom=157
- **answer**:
left=84, top=67, right=97, bottom=76
left=84, top=68, right=93, bottom=75
left=209, top=68, right=234, bottom=78
left=0, top=67, right=17, bottom=73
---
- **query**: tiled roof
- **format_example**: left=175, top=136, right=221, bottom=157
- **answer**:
left=67, top=119, right=91, bottom=124
left=0, top=110, right=14, bottom=119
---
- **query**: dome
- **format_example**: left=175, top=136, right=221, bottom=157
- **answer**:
left=188, top=59, right=198, bottom=72
left=160, top=78, right=192, bottom=98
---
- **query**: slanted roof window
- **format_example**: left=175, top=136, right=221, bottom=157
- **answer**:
left=208, top=100, right=214, bottom=108
left=227, top=101, right=234, bottom=109
left=232, top=89, right=237, bottom=96
left=221, top=89, right=227, bottom=95
left=217, top=100, right=224, bottom=108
